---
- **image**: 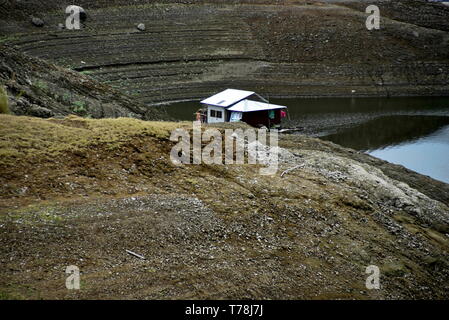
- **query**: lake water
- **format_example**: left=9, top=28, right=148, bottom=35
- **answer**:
left=163, top=97, right=449, bottom=184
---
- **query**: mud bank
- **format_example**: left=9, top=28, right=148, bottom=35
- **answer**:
left=1, top=0, right=448, bottom=106
left=0, top=115, right=448, bottom=299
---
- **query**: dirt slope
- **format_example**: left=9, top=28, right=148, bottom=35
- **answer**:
left=1, top=115, right=448, bottom=299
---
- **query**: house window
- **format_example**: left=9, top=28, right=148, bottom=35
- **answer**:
left=210, top=110, right=222, bottom=118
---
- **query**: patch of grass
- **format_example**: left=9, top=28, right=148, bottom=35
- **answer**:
left=33, top=80, right=48, bottom=92
left=72, top=100, right=87, bottom=115
left=59, top=93, right=72, bottom=104
left=0, top=289, right=25, bottom=300
left=0, top=114, right=189, bottom=167
left=15, top=90, right=26, bottom=99
left=0, top=86, right=10, bottom=114
left=0, top=36, right=19, bottom=44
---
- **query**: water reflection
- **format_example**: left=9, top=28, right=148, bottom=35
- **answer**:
left=369, top=125, right=449, bottom=184
left=322, top=115, right=449, bottom=151
left=321, top=115, right=449, bottom=184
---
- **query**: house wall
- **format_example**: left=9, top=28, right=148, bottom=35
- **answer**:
left=241, top=109, right=282, bottom=127
left=207, top=106, right=226, bottom=123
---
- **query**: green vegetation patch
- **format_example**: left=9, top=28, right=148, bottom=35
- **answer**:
left=0, top=86, right=10, bottom=114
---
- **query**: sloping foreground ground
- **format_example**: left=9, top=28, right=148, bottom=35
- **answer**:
left=1, top=0, right=448, bottom=105
left=0, top=115, right=448, bottom=299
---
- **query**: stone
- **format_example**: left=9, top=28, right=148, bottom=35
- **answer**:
left=31, top=17, right=44, bottom=27
left=137, top=23, right=145, bottom=31
left=28, top=105, right=54, bottom=118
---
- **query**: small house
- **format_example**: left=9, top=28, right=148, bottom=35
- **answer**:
left=198, top=89, right=287, bottom=127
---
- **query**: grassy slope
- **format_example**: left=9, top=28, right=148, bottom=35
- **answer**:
left=0, top=114, right=182, bottom=163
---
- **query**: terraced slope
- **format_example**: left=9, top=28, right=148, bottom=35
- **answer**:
left=1, top=0, right=448, bottom=106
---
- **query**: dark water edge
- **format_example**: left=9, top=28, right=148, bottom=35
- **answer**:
left=163, top=97, right=449, bottom=184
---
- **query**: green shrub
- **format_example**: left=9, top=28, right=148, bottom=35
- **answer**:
left=72, top=100, right=87, bottom=115
left=0, top=86, right=10, bottom=114
left=33, top=80, right=48, bottom=91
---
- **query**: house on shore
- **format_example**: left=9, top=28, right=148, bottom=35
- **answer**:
left=198, top=89, right=287, bottom=127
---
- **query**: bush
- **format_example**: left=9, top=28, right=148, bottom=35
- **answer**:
left=0, top=86, right=10, bottom=114
left=72, top=100, right=87, bottom=114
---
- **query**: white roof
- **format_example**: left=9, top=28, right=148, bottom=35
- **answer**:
left=201, top=89, right=255, bottom=107
left=227, top=99, right=287, bottom=113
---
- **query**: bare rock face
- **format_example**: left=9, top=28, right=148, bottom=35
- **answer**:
left=10, top=99, right=54, bottom=118
left=0, top=46, right=170, bottom=120
left=137, top=23, right=145, bottom=31
left=31, top=17, right=44, bottom=27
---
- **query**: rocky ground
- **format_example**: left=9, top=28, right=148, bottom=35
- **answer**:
left=0, top=45, right=169, bottom=119
left=1, top=0, right=448, bottom=107
left=0, top=115, right=448, bottom=299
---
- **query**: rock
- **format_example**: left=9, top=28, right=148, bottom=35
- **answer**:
left=57, top=23, right=65, bottom=30
left=137, top=23, right=145, bottom=31
left=28, top=105, right=54, bottom=118
left=31, top=17, right=44, bottom=27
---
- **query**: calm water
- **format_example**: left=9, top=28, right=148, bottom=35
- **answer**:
left=164, top=97, right=449, bottom=183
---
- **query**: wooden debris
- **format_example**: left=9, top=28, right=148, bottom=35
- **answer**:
left=281, top=164, right=304, bottom=177
left=126, top=249, right=145, bottom=260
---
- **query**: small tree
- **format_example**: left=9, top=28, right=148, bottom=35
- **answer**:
left=0, top=86, right=10, bottom=114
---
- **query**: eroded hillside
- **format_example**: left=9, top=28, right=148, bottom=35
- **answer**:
left=1, top=0, right=448, bottom=106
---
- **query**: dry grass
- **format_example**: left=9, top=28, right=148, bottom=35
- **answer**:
left=0, top=114, right=188, bottom=166
left=0, top=86, right=10, bottom=115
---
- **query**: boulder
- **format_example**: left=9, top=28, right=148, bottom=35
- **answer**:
left=28, top=105, right=54, bottom=118
left=31, top=17, right=44, bottom=27
left=137, top=23, right=145, bottom=31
